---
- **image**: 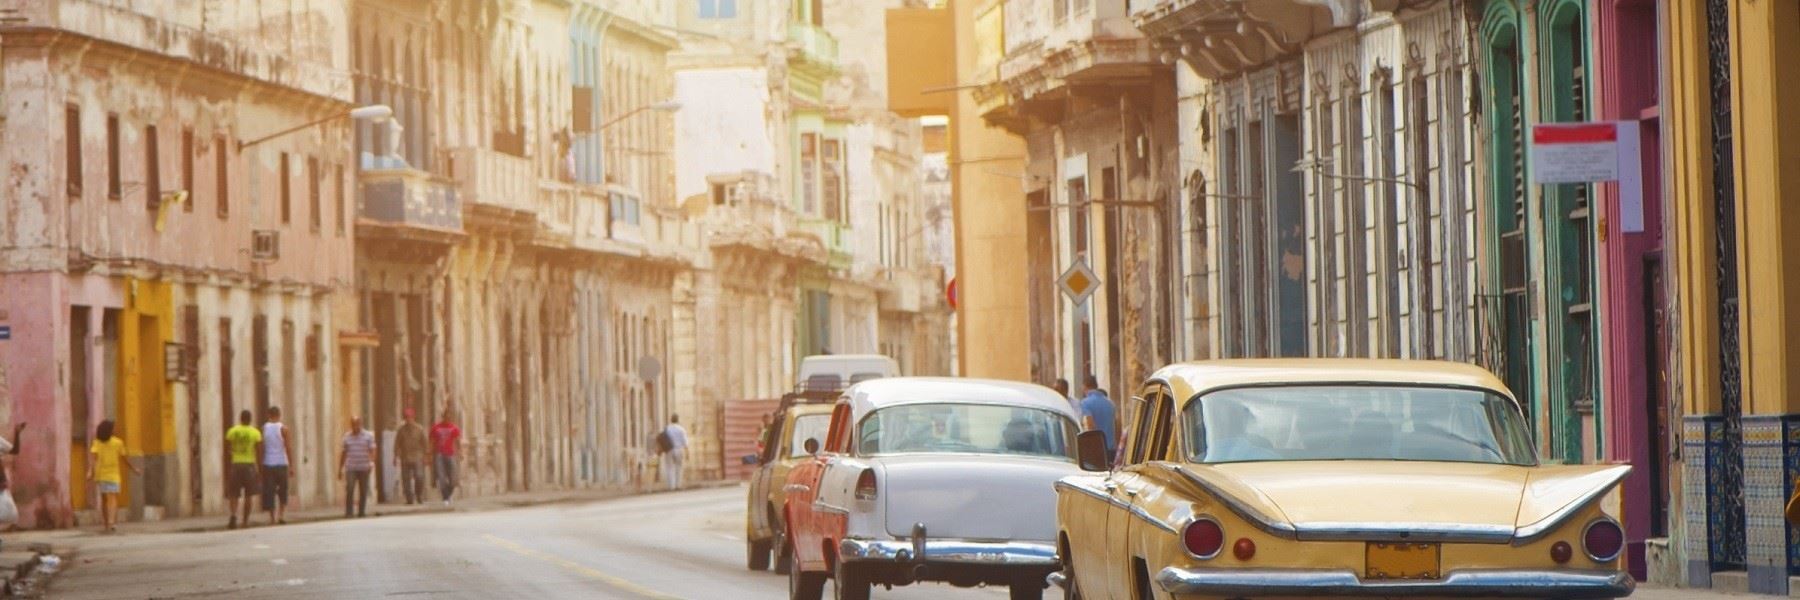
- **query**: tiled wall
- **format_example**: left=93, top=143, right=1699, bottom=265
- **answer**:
left=1683, top=415, right=1720, bottom=587
left=1742, top=415, right=1800, bottom=594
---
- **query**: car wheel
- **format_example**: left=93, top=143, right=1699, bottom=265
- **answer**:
left=832, top=559, right=870, bottom=600
left=773, top=529, right=793, bottom=575
left=789, top=545, right=825, bottom=600
left=747, top=537, right=773, bottom=571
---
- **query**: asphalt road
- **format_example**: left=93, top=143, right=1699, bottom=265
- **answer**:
left=43, top=485, right=1021, bottom=599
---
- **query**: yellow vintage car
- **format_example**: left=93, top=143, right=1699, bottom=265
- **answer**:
left=1051, top=359, right=1633, bottom=599
left=746, top=396, right=837, bottom=573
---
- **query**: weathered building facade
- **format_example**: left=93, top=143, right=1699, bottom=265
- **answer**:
left=0, top=0, right=358, bottom=527
left=1137, top=0, right=1481, bottom=371
left=987, top=0, right=1180, bottom=395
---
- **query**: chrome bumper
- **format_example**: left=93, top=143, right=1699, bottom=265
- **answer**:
left=1155, top=567, right=1634, bottom=598
left=838, top=538, right=1059, bottom=567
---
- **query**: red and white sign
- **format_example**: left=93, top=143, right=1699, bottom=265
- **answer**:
left=1531, top=121, right=1645, bottom=233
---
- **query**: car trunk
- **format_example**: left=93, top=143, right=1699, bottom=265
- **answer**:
left=879, top=454, right=1073, bottom=542
left=1207, top=461, right=1531, bottom=535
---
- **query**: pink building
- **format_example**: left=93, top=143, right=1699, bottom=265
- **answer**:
left=0, top=2, right=357, bottom=527
left=1594, top=0, right=1668, bottom=581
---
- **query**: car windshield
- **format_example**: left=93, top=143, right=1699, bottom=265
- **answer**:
left=1184, top=385, right=1537, bottom=466
left=787, top=414, right=831, bottom=459
left=857, top=403, right=1077, bottom=460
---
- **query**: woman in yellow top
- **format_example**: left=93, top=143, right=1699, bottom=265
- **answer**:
left=86, top=420, right=138, bottom=533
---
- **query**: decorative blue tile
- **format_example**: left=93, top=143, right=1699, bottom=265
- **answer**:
left=1683, top=415, right=1715, bottom=587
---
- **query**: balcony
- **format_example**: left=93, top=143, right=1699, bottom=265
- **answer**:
left=537, top=181, right=577, bottom=243
left=447, top=147, right=536, bottom=219
left=1130, top=0, right=1350, bottom=79
left=798, top=218, right=852, bottom=270
left=787, top=22, right=840, bottom=71
left=358, top=168, right=463, bottom=244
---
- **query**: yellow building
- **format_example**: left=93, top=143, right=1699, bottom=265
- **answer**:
left=1664, top=0, right=1800, bottom=594
left=886, top=0, right=1031, bottom=381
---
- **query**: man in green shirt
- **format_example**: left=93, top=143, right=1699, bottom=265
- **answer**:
left=224, top=410, right=261, bottom=530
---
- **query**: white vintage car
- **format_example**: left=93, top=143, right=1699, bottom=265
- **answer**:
left=783, top=377, right=1083, bottom=600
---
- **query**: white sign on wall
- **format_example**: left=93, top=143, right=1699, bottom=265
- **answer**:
left=1530, top=121, right=1645, bottom=233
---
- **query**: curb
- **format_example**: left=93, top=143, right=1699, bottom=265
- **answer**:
left=166, top=479, right=744, bottom=535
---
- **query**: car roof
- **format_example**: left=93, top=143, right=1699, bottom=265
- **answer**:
left=843, top=377, right=1078, bottom=420
left=1152, top=359, right=1514, bottom=399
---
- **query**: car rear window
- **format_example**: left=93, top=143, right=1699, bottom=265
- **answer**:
left=1184, top=385, right=1538, bottom=466
left=788, top=414, right=831, bottom=458
left=856, top=403, right=1077, bottom=460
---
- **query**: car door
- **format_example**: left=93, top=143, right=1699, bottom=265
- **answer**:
left=1097, top=392, right=1157, bottom=600
left=748, top=413, right=783, bottom=538
left=787, top=403, right=849, bottom=573
left=1122, top=384, right=1180, bottom=600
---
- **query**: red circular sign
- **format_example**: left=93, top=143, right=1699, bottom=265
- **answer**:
left=946, top=277, right=958, bottom=311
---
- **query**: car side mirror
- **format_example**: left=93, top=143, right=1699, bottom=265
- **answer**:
left=804, top=438, right=821, bottom=455
left=1076, top=430, right=1110, bottom=472
left=741, top=453, right=760, bottom=466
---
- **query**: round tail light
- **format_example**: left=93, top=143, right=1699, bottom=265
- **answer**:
left=1183, top=518, right=1224, bottom=559
left=1232, top=538, right=1256, bottom=561
left=1550, top=541, right=1573, bottom=564
left=1582, top=519, right=1625, bottom=562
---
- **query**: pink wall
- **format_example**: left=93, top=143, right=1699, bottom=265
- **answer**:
left=0, top=272, right=125, bottom=528
left=1594, top=0, right=1665, bottom=580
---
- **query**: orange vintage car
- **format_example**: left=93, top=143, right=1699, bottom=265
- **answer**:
left=1052, top=359, right=1633, bottom=599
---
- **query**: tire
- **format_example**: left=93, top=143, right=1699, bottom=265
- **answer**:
left=773, top=530, right=793, bottom=575
left=789, top=544, right=825, bottom=600
left=832, top=559, right=870, bottom=600
left=747, top=537, right=773, bottom=571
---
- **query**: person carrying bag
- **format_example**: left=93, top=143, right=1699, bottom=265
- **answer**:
left=0, top=422, right=27, bottom=531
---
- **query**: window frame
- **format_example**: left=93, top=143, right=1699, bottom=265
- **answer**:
left=1179, top=382, right=1539, bottom=467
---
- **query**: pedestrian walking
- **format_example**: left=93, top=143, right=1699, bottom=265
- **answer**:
left=0, top=421, right=28, bottom=546
left=395, top=407, right=429, bottom=505
left=657, top=415, right=689, bottom=491
left=1078, top=375, right=1117, bottom=466
left=259, top=406, right=295, bottom=525
left=224, top=410, right=261, bottom=530
left=86, top=420, right=138, bottom=533
left=338, top=417, right=377, bottom=518
left=429, top=408, right=462, bottom=506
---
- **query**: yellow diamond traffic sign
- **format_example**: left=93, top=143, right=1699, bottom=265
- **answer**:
left=1058, top=259, right=1100, bottom=305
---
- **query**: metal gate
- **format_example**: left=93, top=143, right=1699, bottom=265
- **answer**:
left=1706, top=0, right=1746, bottom=570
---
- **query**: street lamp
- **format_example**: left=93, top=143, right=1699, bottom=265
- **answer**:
left=597, top=100, right=682, bottom=132
left=240, top=104, right=394, bottom=151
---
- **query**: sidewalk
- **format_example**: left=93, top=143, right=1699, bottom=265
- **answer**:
left=20, top=479, right=741, bottom=539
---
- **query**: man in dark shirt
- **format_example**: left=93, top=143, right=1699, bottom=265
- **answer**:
left=394, top=406, right=430, bottom=505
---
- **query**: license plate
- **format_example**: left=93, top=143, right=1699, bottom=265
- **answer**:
left=1365, top=542, right=1440, bottom=580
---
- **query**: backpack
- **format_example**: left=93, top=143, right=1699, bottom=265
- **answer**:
left=656, top=429, right=675, bottom=453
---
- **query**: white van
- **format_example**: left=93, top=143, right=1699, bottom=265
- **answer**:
left=794, top=354, right=899, bottom=392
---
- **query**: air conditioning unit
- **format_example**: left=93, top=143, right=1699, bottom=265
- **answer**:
left=252, top=230, right=280, bottom=261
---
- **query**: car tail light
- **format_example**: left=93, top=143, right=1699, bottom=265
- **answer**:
left=1550, top=541, right=1573, bottom=564
left=1232, top=538, right=1256, bottom=561
left=854, top=469, right=877, bottom=501
left=1183, top=518, right=1224, bottom=559
left=1583, top=519, right=1624, bottom=562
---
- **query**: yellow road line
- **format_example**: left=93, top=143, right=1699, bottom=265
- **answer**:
left=481, top=534, right=686, bottom=600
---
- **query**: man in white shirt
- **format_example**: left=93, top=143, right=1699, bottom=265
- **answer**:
left=659, top=415, right=689, bottom=491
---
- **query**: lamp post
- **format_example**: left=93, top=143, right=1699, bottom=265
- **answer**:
left=240, top=104, right=394, bottom=151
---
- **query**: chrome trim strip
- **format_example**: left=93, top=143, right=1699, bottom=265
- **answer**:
left=1513, top=465, right=1632, bottom=541
left=812, top=501, right=849, bottom=515
left=1581, top=517, right=1624, bottom=562
left=1168, top=465, right=1299, bottom=538
left=1055, top=479, right=1130, bottom=510
left=839, top=538, right=1060, bottom=566
left=1293, top=521, right=1516, bottom=543
left=1056, top=479, right=1180, bottom=535
left=1131, top=505, right=1181, bottom=535
left=1155, top=567, right=1634, bottom=598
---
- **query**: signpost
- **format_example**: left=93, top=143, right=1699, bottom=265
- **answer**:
left=1531, top=121, right=1645, bottom=232
left=1058, top=259, right=1100, bottom=306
